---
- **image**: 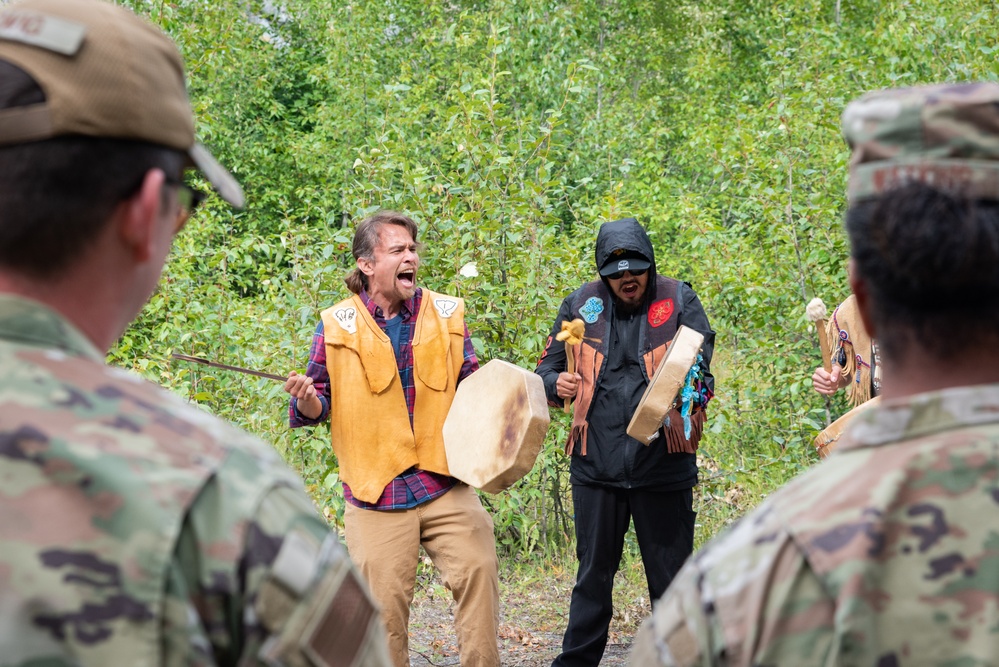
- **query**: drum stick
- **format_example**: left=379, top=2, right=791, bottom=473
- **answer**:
left=806, top=297, right=834, bottom=428
left=171, top=353, right=286, bottom=381
left=556, top=319, right=586, bottom=415
left=564, top=347, right=575, bottom=414
left=806, top=298, right=832, bottom=372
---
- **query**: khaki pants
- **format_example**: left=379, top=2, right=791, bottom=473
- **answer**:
left=343, top=483, right=500, bottom=667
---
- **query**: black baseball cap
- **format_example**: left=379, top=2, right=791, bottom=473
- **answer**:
left=599, top=253, right=651, bottom=277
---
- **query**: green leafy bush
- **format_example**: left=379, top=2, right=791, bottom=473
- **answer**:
left=112, top=0, right=999, bottom=557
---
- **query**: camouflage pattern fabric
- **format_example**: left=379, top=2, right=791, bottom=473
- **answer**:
left=0, top=295, right=390, bottom=666
left=631, top=382, right=999, bottom=666
left=844, top=81, right=999, bottom=202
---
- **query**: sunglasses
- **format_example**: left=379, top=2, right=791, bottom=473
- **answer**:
left=164, top=177, right=207, bottom=231
left=606, top=267, right=648, bottom=280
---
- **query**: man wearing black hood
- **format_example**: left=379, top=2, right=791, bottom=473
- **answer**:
left=536, top=218, right=715, bottom=667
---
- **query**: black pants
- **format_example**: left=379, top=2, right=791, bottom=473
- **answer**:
left=552, top=485, right=696, bottom=667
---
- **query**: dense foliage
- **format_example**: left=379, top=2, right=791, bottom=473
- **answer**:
left=113, top=0, right=999, bottom=557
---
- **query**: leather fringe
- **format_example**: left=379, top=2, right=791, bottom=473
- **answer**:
left=825, top=295, right=874, bottom=408
left=567, top=411, right=704, bottom=456
left=665, top=409, right=705, bottom=454
left=568, top=423, right=587, bottom=456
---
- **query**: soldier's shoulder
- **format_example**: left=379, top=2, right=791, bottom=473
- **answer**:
left=689, top=492, right=791, bottom=580
left=2, top=342, right=295, bottom=484
left=641, top=499, right=808, bottom=666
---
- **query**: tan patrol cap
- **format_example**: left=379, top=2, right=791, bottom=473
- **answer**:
left=0, top=0, right=244, bottom=208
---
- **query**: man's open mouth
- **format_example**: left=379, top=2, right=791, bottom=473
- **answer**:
left=621, top=283, right=639, bottom=296
left=398, top=271, right=415, bottom=288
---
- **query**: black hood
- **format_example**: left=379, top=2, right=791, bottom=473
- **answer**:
left=595, top=217, right=657, bottom=305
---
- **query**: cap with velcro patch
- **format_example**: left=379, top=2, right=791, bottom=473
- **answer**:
left=0, top=0, right=243, bottom=208
left=843, top=82, right=999, bottom=203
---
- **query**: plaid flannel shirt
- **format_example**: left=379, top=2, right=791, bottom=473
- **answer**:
left=289, top=288, right=478, bottom=510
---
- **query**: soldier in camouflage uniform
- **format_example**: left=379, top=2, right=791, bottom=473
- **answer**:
left=0, top=1, right=390, bottom=665
left=631, top=82, right=999, bottom=666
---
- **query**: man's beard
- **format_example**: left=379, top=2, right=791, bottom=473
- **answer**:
left=614, top=293, right=645, bottom=314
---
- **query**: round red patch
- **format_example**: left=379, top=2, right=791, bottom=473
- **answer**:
left=648, top=299, right=674, bottom=328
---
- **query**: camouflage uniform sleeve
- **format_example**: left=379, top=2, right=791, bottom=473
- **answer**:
left=163, top=446, right=391, bottom=666
left=631, top=504, right=836, bottom=666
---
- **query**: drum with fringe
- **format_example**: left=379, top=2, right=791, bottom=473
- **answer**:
left=627, top=325, right=705, bottom=446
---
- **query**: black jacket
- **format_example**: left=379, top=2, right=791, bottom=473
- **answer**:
left=536, top=218, right=715, bottom=489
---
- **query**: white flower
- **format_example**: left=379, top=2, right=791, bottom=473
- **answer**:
left=459, top=262, right=478, bottom=278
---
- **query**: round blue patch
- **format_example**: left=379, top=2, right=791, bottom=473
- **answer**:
left=580, top=297, right=604, bottom=324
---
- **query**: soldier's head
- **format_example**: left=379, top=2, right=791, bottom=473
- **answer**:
left=0, top=0, right=242, bottom=284
left=843, top=83, right=999, bottom=368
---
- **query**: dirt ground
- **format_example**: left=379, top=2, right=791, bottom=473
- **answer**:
left=406, top=557, right=649, bottom=666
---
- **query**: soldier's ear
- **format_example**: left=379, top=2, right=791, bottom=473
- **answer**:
left=849, top=259, right=877, bottom=340
left=116, top=168, right=165, bottom=263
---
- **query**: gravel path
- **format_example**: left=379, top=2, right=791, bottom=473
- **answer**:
left=406, top=559, right=646, bottom=666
